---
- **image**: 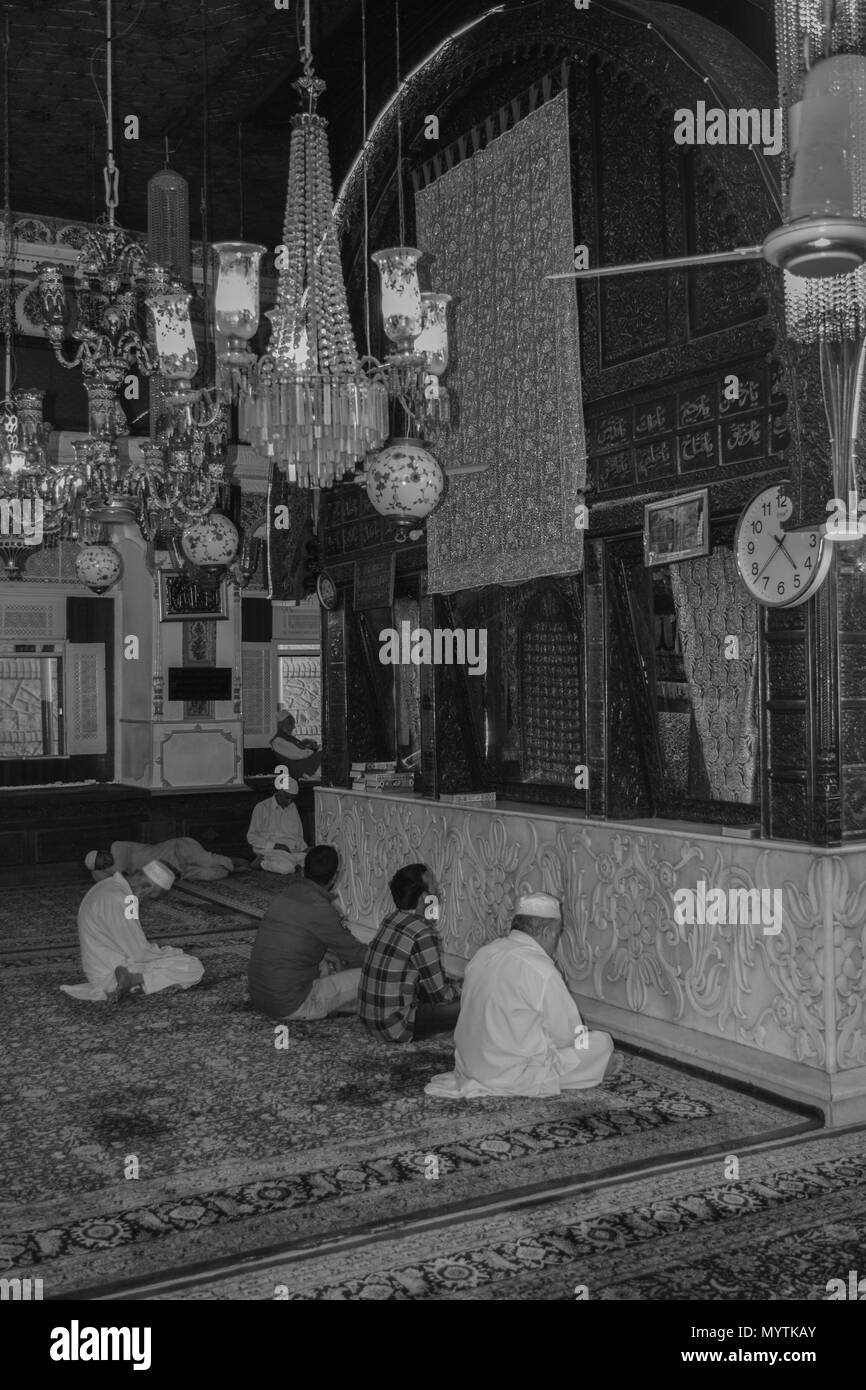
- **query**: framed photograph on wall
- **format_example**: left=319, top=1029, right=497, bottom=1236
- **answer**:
left=158, top=573, right=229, bottom=621
left=643, top=489, right=709, bottom=568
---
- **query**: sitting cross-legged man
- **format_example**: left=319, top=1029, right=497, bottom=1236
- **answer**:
left=425, top=892, right=621, bottom=1098
left=246, top=780, right=307, bottom=874
left=247, top=845, right=367, bottom=1020
left=85, top=837, right=237, bottom=883
left=61, top=860, right=204, bottom=1003
left=359, top=863, right=461, bottom=1045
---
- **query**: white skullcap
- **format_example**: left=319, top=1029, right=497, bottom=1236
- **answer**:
left=276, top=776, right=299, bottom=795
left=84, top=850, right=99, bottom=871
left=142, top=860, right=175, bottom=890
left=515, top=892, right=562, bottom=920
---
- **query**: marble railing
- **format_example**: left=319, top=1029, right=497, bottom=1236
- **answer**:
left=316, top=787, right=866, bottom=1124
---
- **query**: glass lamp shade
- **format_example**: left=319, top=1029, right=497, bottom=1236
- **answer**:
left=145, top=287, right=198, bottom=388
left=180, top=512, right=239, bottom=568
left=789, top=56, right=866, bottom=221
left=36, top=265, right=67, bottom=335
left=365, top=438, right=445, bottom=524
left=414, top=293, right=451, bottom=376
left=75, top=542, right=123, bottom=594
left=372, top=247, right=423, bottom=352
left=212, top=242, right=267, bottom=354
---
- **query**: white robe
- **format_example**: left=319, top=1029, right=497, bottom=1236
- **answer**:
left=425, top=930, right=613, bottom=1098
left=92, top=838, right=234, bottom=883
left=60, top=873, right=204, bottom=1001
left=246, top=796, right=306, bottom=874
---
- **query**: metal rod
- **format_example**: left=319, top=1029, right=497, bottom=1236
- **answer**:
left=545, top=245, right=764, bottom=280
left=106, top=0, right=114, bottom=226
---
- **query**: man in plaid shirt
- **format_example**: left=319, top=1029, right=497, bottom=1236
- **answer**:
left=360, top=863, right=461, bottom=1043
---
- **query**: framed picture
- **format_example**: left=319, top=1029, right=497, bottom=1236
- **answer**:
left=158, top=573, right=229, bottom=621
left=643, top=489, right=710, bottom=567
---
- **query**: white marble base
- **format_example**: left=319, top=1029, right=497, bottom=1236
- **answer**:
left=316, top=788, right=866, bottom=1125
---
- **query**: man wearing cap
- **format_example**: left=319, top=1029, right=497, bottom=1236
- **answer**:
left=271, top=712, right=321, bottom=781
left=425, top=892, right=620, bottom=1098
left=246, top=781, right=307, bottom=874
left=61, top=860, right=205, bottom=1003
left=85, top=838, right=237, bottom=883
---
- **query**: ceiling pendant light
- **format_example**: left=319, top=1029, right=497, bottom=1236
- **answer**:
left=235, top=0, right=388, bottom=489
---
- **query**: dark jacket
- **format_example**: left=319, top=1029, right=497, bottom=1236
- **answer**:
left=247, top=876, right=368, bottom=1019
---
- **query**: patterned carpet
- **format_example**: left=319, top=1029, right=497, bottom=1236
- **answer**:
left=175, top=1130, right=864, bottom=1301
left=0, top=880, right=816, bottom=1300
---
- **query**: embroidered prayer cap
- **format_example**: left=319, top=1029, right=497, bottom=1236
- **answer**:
left=515, top=892, right=562, bottom=920
left=142, top=859, right=175, bottom=890
left=84, top=850, right=99, bottom=871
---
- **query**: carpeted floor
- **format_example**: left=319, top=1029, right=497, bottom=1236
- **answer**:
left=0, top=879, right=820, bottom=1300
left=168, top=1129, right=865, bottom=1301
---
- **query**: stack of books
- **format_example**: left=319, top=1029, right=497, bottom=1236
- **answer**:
left=439, top=791, right=497, bottom=806
left=350, top=761, right=414, bottom=791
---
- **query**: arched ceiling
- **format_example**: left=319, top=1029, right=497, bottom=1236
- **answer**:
left=8, top=0, right=777, bottom=246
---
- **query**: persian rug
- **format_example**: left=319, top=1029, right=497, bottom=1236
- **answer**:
left=0, top=926, right=812, bottom=1298
left=0, top=881, right=253, bottom=959
left=161, top=1129, right=866, bottom=1301
left=173, top=871, right=287, bottom=919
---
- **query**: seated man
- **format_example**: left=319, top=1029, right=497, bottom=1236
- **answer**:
left=246, top=781, right=307, bottom=874
left=85, top=837, right=236, bottom=883
left=359, top=863, right=461, bottom=1044
left=425, top=892, right=620, bottom=1098
left=247, top=845, right=367, bottom=1020
left=271, top=711, right=321, bottom=781
left=61, top=860, right=204, bottom=1003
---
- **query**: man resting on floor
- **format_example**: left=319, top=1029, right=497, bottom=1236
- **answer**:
left=61, top=860, right=204, bottom=1002
left=85, top=838, right=236, bottom=883
left=425, top=892, right=621, bottom=1098
left=246, top=781, right=307, bottom=874
left=359, top=863, right=461, bottom=1044
left=247, top=845, right=367, bottom=1020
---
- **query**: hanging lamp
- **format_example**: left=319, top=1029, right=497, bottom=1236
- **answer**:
left=235, top=0, right=388, bottom=488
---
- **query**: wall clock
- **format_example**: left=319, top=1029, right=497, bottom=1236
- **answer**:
left=316, top=571, right=339, bottom=610
left=734, top=482, right=831, bottom=607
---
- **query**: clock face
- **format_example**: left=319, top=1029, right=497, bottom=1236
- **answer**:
left=316, top=572, right=338, bottom=610
left=735, top=484, right=831, bottom=607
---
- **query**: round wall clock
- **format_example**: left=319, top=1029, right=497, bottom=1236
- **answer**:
left=316, top=571, right=339, bottom=610
left=734, top=482, right=832, bottom=608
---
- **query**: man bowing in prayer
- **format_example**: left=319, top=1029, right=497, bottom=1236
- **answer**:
left=246, top=779, right=307, bottom=874
left=425, top=892, right=621, bottom=1098
left=61, top=860, right=204, bottom=1003
left=85, top=838, right=237, bottom=883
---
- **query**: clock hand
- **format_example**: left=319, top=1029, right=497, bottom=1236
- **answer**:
left=754, top=539, right=784, bottom=581
left=773, top=534, right=798, bottom=570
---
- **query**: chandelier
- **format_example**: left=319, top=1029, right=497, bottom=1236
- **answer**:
left=235, top=66, right=389, bottom=488
left=774, top=0, right=866, bottom=540
left=369, top=249, right=452, bottom=434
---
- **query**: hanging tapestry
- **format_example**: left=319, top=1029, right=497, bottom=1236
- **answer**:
left=669, top=546, right=758, bottom=803
left=415, top=91, right=586, bottom=594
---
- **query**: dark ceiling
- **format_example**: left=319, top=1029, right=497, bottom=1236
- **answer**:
left=7, top=0, right=775, bottom=249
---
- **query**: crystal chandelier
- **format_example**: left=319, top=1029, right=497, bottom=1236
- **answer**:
left=233, top=14, right=389, bottom=489
left=775, top=0, right=866, bottom=540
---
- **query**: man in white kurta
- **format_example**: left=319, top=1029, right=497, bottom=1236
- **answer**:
left=246, top=783, right=307, bottom=874
left=61, top=861, right=204, bottom=1002
left=86, top=838, right=235, bottom=883
left=425, top=893, right=618, bottom=1098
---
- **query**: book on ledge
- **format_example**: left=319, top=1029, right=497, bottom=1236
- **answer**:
left=439, top=791, right=497, bottom=805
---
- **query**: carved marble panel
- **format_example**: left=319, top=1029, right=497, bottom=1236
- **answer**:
left=317, top=790, right=866, bottom=1079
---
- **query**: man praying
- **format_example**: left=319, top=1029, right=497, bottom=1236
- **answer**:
left=247, top=844, right=367, bottom=1020
left=246, top=780, right=307, bottom=873
left=359, top=863, right=461, bottom=1043
left=425, top=892, right=621, bottom=1098
left=271, top=711, right=321, bottom=780
left=85, top=838, right=237, bottom=883
left=61, top=860, right=204, bottom=1003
